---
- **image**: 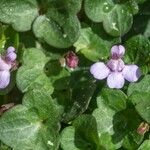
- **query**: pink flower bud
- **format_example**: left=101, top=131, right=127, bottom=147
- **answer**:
left=137, top=122, right=149, bottom=135
left=65, top=51, right=79, bottom=69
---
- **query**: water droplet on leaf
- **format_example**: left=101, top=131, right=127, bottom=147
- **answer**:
left=103, top=3, right=113, bottom=13
left=63, top=34, right=67, bottom=38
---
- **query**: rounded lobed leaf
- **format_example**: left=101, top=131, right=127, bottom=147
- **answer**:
left=130, top=92, right=150, bottom=123
left=33, top=15, right=80, bottom=48
left=84, top=0, right=114, bottom=22
left=61, top=115, right=99, bottom=150
left=74, top=28, right=110, bottom=61
left=0, top=85, right=62, bottom=150
left=128, top=75, right=150, bottom=96
left=0, top=0, right=38, bottom=31
left=16, top=48, right=52, bottom=93
left=138, top=140, right=150, bottom=150
left=103, top=5, right=133, bottom=37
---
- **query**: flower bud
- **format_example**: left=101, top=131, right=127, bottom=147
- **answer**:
left=59, top=57, right=66, bottom=67
left=65, top=51, right=79, bottom=69
left=137, top=122, right=149, bottom=135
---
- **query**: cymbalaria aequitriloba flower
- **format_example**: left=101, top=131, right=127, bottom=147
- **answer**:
left=90, top=45, right=141, bottom=89
left=0, top=47, right=17, bottom=89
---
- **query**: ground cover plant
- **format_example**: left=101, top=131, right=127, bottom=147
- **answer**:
left=0, top=0, right=150, bottom=150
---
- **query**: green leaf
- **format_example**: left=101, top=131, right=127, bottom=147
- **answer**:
left=47, top=0, right=82, bottom=15
left=84, top=1, right=133, bottom=36
left=127, top=2, right=150, bottom=38
left=16, top=48, right=53, bottom=93
left=0, top=0, right=38, bottom=31
left=137, top=0, right=147, bottom=4
left=84, top=0, right=114, bottom=22
left=61, top=115, right=99, bottom=150
left=44, top=60, right=71, bottom=90
left=103, top=5, right=133, bottom=36
left=121, top=108, right=144, bottom=149
left=23, top=88, right=62, bottom=120
left=61, top=127, right=79, bottom=150
left=138, top=140, right=150, bottom=150
left=125, top=0, right=139, bottom=15
left=61, top=111, right=125, bottom=150
left=128, top=75, right=150, bottom=96
left=33, top=13, right=80, bottom=48
left=130, top=92, right=150, bottom=123
left=99, top=133, right=116, bottom=150
left=61, top=72, right=96, bottom=122
left=0, top=105, right=60, bottom=150
left=63, top=0, right=82, bottom=14
left=74, top=28, right=110, bottom=61
left=0, top=83, right=62, bottom=150
left=0, top=141, right=11, bottom=150
left=22, top=48, right=48, bottom=67
left=101, top=88, right=127, bottom=112
left=124, top=35, right=150, bottom=65
left=93, top=96, right=125, bottom=135
left=92, top=93, right=127, bottom=148
left=122, top=134, right=140, bottom=150
left=144, top=20, right=150, bottom=38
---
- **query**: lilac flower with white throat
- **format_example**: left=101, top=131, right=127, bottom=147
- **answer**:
left=0, top=47, right=17, bottom=89
left=90, top=45, right=141, bottom=89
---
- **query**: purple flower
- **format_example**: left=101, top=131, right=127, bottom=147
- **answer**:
left=90, top=45, right=141, bottom=89
left=0, top=70, right=10, bottom=89
left=0, top=47, right=17, bottom=89
left=111, top=45, right=125, bottom=59
left=0, top=57, right=11, bottom=71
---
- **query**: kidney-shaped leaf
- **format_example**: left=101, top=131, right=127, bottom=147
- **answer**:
left=0, top=83, right=62, bottom=150
left=74, top=28, right=110, bottom=62
left=0, top=0, right=38, bottom=31
left=128, top=75, right=150, bottom=96
left=16, top=48, right=53, bottom=93
left=33, top=13, right=80, bottom=48
left=130, top=92, right=150, bottom=123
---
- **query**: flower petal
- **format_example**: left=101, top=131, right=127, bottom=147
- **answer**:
left=7, top=46, right=15, bottom=53
left=90, top=62, right=110, bottom=80
left=111, top=45, right=125, bottom=59
left=0, top=57, right=11, bottom=71
left=107, top=59, right=125, bottom=72
left=6, top=52, right=17, bottom=62
left=122, top=65, right=141, bottom=82
left=0, top=70, right=10, bottom=89
left=107, top=72, right=125, bottom=89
